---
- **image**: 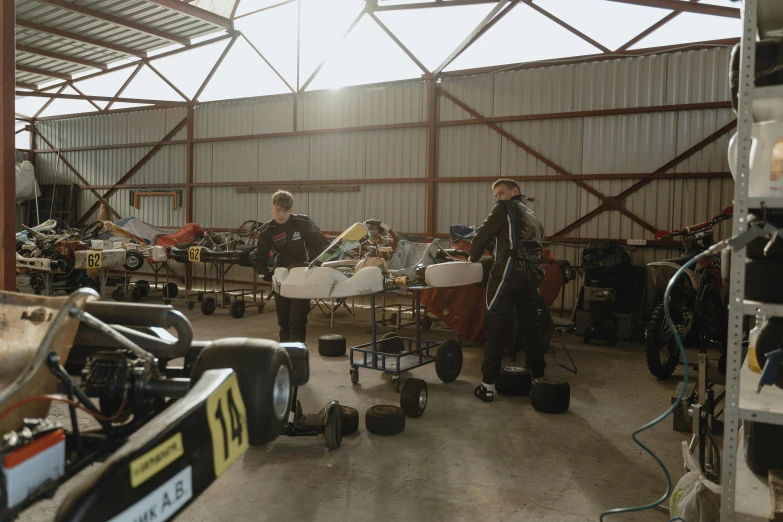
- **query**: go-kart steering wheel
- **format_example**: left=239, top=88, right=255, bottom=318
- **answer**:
left=237, top=220, right=262, bottom=237
left=81, top=221, right=104, bottom=241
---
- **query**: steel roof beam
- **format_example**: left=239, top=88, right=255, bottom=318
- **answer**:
left=16, top=90, right=185, bottom=106
left=523, top=1, right=610, bottom=54
left=433, top=0, right=512, bottom=75
left=16, top=81, right=38, bottom=90
left=16, top=43, right=108, bottom=70
left=141, top=0, right=233, bottom=29
left=30, top=0, right=191, bottom=46
left=16, top=63, right=71, bottom=80
left=603, top=0, right=739, bottom=18
left=16, top=19, right=148, bottom=59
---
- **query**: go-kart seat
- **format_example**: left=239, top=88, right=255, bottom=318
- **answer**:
left=0, top=290, right=94, bottom=434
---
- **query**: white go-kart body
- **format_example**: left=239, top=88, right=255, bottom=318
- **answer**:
left=272, top=222, right=483, bottom=299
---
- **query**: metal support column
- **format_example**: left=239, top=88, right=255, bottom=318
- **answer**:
left=0, top=1, right=15, bottom=290
left=185, top=105, right=194, bottom=290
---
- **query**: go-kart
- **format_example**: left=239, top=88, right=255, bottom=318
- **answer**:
left=0, top=289, right=301, bottom=521
left=272, top=220, right=483, bottom=299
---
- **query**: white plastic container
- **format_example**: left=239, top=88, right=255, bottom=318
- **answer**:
left=728, top=120, right=783, bottom=197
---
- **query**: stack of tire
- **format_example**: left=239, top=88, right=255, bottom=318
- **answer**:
left=496, top=366, right=570, bottom=414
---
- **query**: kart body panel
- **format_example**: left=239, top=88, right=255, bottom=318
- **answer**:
left=274, top=266, right=384, bottom=299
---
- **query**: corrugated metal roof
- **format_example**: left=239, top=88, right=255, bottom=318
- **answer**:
left=14, top=0, right=230, bottom=87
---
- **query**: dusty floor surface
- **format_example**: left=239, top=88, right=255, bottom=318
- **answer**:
left=17, top=298, right=709, bottom=522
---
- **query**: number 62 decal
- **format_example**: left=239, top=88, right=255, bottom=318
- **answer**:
left=187, top=246, right=202, bottom=263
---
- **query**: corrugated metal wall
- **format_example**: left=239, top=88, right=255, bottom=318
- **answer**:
left=31, top=47, right=735, bottom=306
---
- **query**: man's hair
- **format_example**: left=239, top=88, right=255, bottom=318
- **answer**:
left=271, top=190, right=294, bottom=210
left=492, top=179, right=521, bottom=193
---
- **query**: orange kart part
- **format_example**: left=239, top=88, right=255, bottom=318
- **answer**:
left=420, top=241, right=564, bottom=344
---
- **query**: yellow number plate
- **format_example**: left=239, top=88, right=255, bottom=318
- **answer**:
left=86, top=252, right=102, bottom=268
left=187, top=246, right=202, bottom=263
left=205, top=372, right=248, bottom=478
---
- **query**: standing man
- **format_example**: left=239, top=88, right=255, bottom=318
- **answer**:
left=469, top=179, right=546, bottom=403
left=254, top=190, right=329, bottom=343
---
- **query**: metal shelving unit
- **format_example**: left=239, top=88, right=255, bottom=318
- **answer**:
left=721, top=1, right=783, bottom=520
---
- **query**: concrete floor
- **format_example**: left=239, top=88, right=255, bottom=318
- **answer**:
left=19, top=299, right=700, bottom=522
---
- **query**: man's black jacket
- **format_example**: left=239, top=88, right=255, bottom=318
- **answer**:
left=254, top=214, right=329, bottom=271
left=469, top=195, right=543, bottom=264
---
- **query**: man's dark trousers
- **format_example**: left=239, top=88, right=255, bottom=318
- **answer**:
left=482, top=259, right=546, bottom=383
left=276, top=294, right=310, bottom=342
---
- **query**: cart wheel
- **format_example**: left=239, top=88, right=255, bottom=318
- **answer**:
left=230, top=299, right=246, bottom=319
left=187, top=301, right=195, bottom=310
left=257, top=303, right=265, bottom=314
left=420, top=316, right=433, bottom=331
left=165, top=300, right=172, bottom=306
left=350, top=367, right=359, bottom=385
left=201, top=297, right=216, bottom=315
left=380, top=332, right=404, bottom=354
left=164, top=282, right=179, bottom=299
left=112, top=287, right=124, bottom=301
left=131, top=287, right=144, bottom=302
left=400, top=378, right=428, bottom=418
left=224, top=294, right=232, bottom=305
left=123, top=251, right=144, bottom=271
left=197, top=292, right=204, bottom=303
left=136, top=280, right=150, bottom=297
left=392, top=376, right=401, bottom=393
left=435, top=339, right=463, bottom=383
left=365, top=405, right=405, bottom=436
left=388, top=312, right=398, bottom=326
left=323, top=402, right=343, bottom=450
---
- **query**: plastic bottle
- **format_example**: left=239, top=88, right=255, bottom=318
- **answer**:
left=748, top=315, right=766, bottom=373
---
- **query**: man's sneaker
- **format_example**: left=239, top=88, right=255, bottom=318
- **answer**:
left=474, top=384, right=493, bottom=402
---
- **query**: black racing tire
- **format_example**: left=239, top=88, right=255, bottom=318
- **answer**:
left=340, top=406, right=359, bottom=435
left=388, top=312, right=398, bottom=326
left=188, top=300, right=195, bottom=310
left=420, top=315, right=433, bottom=332
left=112, top=287, right=124, bottom=302
left=131, top=286, right=144, bottom=302
left=380, top=332, right=404, bottom=354
left=435, top=339, right=463, bottom=383
left=230, top=299, right=246, bottom=319
left=365, top=405, right=405, bottom=436
left=557, top=259, right=575, bottom=282
left=191, top=338, right=293, bottom=446
left=400, top=378, right=428, bottom=418
left=123, top=251, right=144, bottom=272
left=531, top=377, right=570, bottom=414
left=730, top=39, right=783, bottom=112
left=744, top=420, right=783, bottom=475
left=164, top=282, right=179, bottom=299
left=746, top=258, right=783, bottom=303
left=495, top=367, right=532, bottom=397
left=318, top=334, right=346, bottom=357
left=645, top=302, right=683, bottom=380
left=201, top=297, right=216, bottom=315
left=323, top=402, right=343, bottom=450
left=135, top=280, right=150, bottom=297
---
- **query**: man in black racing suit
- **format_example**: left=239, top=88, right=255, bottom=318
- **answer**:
left=252, top=190, right=329, bottom=343
left=469, top=179, right=546, bottom=403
